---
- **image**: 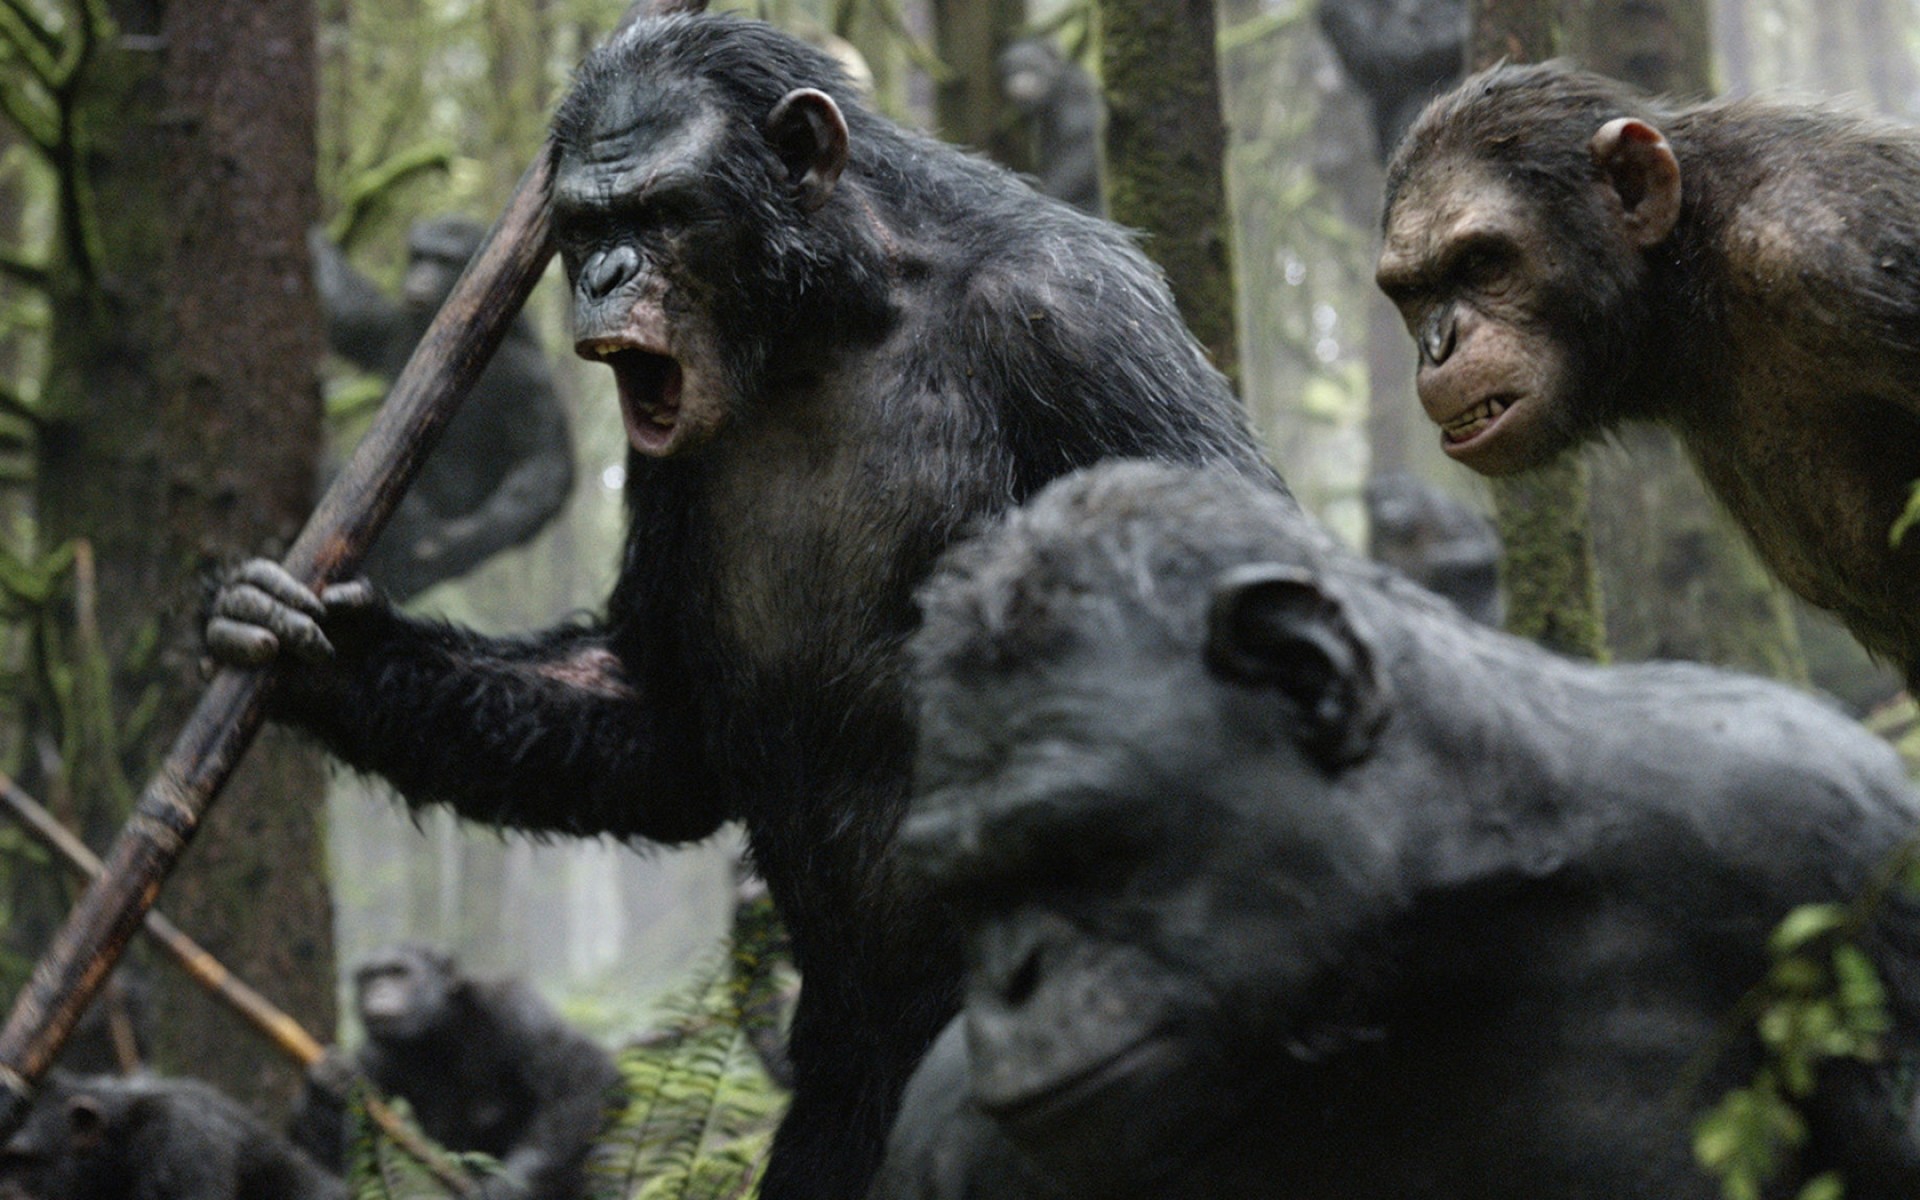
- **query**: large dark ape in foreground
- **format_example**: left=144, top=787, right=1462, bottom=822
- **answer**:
left=312, top=217, right=574, bottom=600
left=289, top=946, right=617, bottom=1200
left=876, top=462, right=1920, bottom=1200
left=1376, top=62, right=1920, bottom=685
left=207, top=13, right=1274, bottom=1200
left=0, top=1072, right=343, bottom=1200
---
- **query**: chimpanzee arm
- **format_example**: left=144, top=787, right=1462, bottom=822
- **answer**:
left=214, top=567, right=724, bottom=843
left=309, top=229, right=402, bottom=371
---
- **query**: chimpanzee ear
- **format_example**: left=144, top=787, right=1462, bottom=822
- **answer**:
left=1589, top=117, right=1682, bottom=248
left=766, top=88, right=849, bottom=213
left=64, top=1096, right=106, bottom=1152
left=1205, top=564, right=1388, bottom=768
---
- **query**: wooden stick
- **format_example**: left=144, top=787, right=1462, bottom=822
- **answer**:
left=0, top=153, right=553, bottom=1140
left=0, top=773, right=476, bottom=1194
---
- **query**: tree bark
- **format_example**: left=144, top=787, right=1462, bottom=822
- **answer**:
left=1100, top=0, right=1239, bottom=385
left=929, top=0, right=1026, bottom=169
left=29, top=0, right=334, bottom=1114
left=1468, top=0, right=1607, bottom=659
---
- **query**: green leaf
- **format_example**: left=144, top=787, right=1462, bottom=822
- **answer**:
left=1769, top=904, right=1848, bottom=957
left=1891, top=478, right=1920, bottom=548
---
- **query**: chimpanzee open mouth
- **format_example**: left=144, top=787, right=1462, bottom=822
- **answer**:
left=586, top=344, right=684, bottom=455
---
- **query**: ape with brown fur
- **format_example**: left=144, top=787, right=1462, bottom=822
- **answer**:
left=1377, top=62, right=1920, bottom=683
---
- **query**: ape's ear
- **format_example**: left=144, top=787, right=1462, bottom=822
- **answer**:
left=1206, top=564, right=1388, bottom=767
left=65, top=1096, right=106, bottom=1151
left=766, top=88, right=849, bottom=212
left=1589, top=117, right=1681, bottom=248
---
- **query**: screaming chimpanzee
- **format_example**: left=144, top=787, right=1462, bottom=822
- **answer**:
left=1376, top=62, right=1920, bottom=686
left=0, top=1072, right=343, bottom=1200
left=206, top=11, right=1277, bottom=1200
left=311, top=217, right=575, bottom=601
left=875, top=461, right=1920, bottom=1200
left=288, top=946, right=617, bottom=1200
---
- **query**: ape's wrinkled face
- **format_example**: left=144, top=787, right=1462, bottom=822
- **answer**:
left=1377, top=163, right=1586, bottom=476
left=902, top=614, right=1390, bottom=1192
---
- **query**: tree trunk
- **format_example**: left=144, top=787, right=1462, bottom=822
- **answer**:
left=30, top=0, right=333, bottom=1114
left=1100, top=0, right=1239, bottom=384
left=1468, top=0, right=1607, bottom=659
left=929, top=0, right=1026, bottom=168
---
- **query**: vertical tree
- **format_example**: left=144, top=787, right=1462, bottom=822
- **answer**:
left=1100, top=0, right=1238, bottom=382
left=929, top=0, right=1025, bottom=166
left=15, top=0, right=333, bottom=1111
left=1467, top=0, right=1607, bottom=659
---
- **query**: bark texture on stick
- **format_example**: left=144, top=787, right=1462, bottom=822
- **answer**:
left=0, top=152, right=555, bottom=1140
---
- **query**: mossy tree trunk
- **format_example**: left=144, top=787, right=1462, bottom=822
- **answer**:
left=1100, top=0, right=1238, bottom=385
left=1467, top=0, right=1607, bottom=659
left=26, top=0, right=334, bottom=1114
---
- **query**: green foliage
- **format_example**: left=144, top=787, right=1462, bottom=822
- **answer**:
left=586, top=891, right=794, bottom=1200
left=1891, top=480, right=1920, bottom=548
left=1693, top=852, right=1917, bottom=1200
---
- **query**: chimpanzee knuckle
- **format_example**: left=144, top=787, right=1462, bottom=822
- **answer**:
left=206, top=618, right=279, bottom=667
left=321, top=579, right=378, bottom=612
left=235, top=559, right=323, bottom=616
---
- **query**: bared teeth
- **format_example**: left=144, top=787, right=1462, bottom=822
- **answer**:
left=1442, top=397, right=1510, bottom=442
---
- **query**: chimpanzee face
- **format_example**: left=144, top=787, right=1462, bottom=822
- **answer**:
left=1375, top=119, right=1682, bottom=476
left=552, top=69, right=849, bottom=460
left=1375, top=165, right=1584, bottom=476
left=902, top=564, right=1393, bottom=1191
left=355, top=947, right=457, bottom=1044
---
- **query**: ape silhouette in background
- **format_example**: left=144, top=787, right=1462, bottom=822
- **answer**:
left=876, top=461, right=1920, bottom=1200
left=1363, top=471, right=1501, bottom=626
left=1316, top=0, right=1465, bottom=162
left=1378, top=62, right=1920, bottom=687
left=209, top=11, right=1278, bottom=1199
left=312, top=216, right=574, bottom=600
left=290, top=946, right=616, bottom=1200
left=996, top=39, right=1104, bottom=215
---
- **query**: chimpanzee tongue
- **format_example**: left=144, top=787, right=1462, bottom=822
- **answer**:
left=608, top=350, right=684, bottom=455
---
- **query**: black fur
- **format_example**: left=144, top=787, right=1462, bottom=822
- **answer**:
left=289, top=946, right=616, bottom=1200
left=0, top=1072, right=342, bottom=1200
left=880, top=461, right=1920, bottom=1200
left=239, top=14, right=1278, bottom=1200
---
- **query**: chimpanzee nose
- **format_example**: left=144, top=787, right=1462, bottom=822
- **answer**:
left=1419, top=308, right=1457, bottom=366
left=582, top=246, right=640, bottom=300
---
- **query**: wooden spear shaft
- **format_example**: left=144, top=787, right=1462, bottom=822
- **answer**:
left=0, top=150, right=555, bottom=1140
left=0, top=773, right=475, bottom=1194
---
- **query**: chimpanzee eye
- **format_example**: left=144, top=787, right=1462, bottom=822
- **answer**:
left=1449, top=236, right=1518, bottom=290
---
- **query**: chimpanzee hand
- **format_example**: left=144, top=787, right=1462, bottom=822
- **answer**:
left=206, top=558, right=379, bottom=669
left=304, top=1047, right=361, bottom=1102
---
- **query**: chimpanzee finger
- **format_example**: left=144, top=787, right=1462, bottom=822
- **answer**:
left=214, top=583, right=336, bottom=664
left=205, top=617, right=281, bottom=668
left=232, top=558, right=326, bottom=620
left=319, top=579, right=378, bottom=612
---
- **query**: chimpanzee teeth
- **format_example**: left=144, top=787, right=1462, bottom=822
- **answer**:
left=1442, top=397, right=1510, bottom=441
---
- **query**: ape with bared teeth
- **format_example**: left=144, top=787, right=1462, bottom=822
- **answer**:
left=1377, top=62, right=1920, bottom=685
left=205, top=11, right=1278, bottom=1200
